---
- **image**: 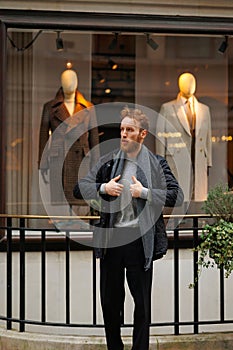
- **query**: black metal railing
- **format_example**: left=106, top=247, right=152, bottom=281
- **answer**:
left=0, top=213, right=232, bottom=335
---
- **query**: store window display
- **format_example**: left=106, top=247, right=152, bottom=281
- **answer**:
left=156, top=72, right=212, bottom=202
left=38, top=69, right=100, bottom=208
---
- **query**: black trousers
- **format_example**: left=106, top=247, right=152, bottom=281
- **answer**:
left=100, top=236, right=153, bottom=350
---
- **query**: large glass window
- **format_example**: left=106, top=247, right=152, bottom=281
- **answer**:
left=4, top=29, right=233, bottom=222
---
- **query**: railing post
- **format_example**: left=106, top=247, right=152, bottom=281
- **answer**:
left=19, top=217, right=25, bottom=332
left=193, top=216, right=199, bottom=334
left=92, top=249, right=97, bottom=325
left=220, top=268, right=225, bottom=322
left=6, top=217, right=12, bottom=330
left=41, top=229, right=46, bottom=323
left=174, top=220, right=179, bottom=335
left=66, top=232, right=70, bottom=325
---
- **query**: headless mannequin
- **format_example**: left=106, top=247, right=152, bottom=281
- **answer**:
left=40, top=69, right=79, bottom=183
left=157, top=72, right=212, bottom=202
left=39, top=68, right=100, bottom=206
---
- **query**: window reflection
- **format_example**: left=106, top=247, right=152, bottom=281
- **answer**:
left=4, top=30, right=233, bottom=219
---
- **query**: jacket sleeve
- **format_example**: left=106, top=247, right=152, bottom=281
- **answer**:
left=73, top=154, right=111, bottom=201
left=73, top=167, right=99, bottom=202
left=148, top=155, right=184, bottom=208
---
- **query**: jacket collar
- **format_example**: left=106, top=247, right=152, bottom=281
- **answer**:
left=51, top=87, right=91, bottom=109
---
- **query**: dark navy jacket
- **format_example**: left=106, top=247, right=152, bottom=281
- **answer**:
left=74, top=148, right=184, bottom=269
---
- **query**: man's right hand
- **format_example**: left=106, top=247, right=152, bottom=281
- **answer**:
left=105, top=175, right=124, bottom=197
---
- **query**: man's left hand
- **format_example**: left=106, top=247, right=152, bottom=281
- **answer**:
left=130, top=176, right=143, bottom=198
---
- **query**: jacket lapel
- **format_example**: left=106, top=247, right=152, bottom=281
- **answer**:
left=174, top=97, right=191, bottom=136
left=51, top=88, right=70, bottom=122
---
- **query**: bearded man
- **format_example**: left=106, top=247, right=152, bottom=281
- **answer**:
left=74, top=106, right=184, bottom=350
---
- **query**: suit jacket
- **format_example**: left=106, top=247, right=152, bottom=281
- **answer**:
left=73, top=148, right=184, bottom=270
left=38, top=87, right=100, bottom=205
left=156, top=94, right=212, bottom=201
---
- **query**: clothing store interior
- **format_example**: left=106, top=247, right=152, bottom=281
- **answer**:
left=4, top=30, right=233, bottom=228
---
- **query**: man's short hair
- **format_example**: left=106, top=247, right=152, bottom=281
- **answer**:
left=120, top=106, right=149, bottom=131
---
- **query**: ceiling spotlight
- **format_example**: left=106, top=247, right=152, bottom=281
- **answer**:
left=109, top=59, right=118, bottom=70
left=105, top=87, right=112, bottom=94
left=97, top=73, right=106, bottom=84
left=56, top=31, right=64, bottom=51
left=104, top=83, right=112, bottom=94
left=108, top=33, right=119, bottom=50
left=146, top=34, right=159, bottom=51
left=218, top=36, right=228, bottom=53
left=66, top=61, right=73, bottom=69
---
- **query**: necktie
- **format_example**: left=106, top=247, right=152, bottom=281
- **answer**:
left=186, top=99, right=193, bottom=129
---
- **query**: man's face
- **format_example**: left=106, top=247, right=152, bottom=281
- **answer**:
left=120, top=116, right=146, bottom=155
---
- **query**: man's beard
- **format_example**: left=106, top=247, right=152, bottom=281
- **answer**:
left=120, top=136, right=141, bottom=154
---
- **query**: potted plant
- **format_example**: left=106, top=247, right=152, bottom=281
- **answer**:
left=189, top=183, right=233, bottom=288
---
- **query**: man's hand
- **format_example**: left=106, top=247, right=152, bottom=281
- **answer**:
left=105, top=175, right=124, bottom=197
left=130, top=176, right=143, bottom=198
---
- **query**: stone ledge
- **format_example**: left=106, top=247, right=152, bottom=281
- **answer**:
left=1, top=328, right=233, bottom=350
left=1, top=0, right=233, bottom=17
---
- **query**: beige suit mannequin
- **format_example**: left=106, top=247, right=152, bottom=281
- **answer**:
left=156, top=72, right=212, bottom=202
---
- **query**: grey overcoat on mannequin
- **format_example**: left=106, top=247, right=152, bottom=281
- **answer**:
left=156, top=78, right=212, bottom=202
left=38, top=87, right=100, bottom=205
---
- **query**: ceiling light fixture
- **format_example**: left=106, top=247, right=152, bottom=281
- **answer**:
left=108, top=32, right=119, bottom=50
left=109, top=59, right=118, bottom=70
left=105, top=85, right=112, bottom=94
left=56, top=31, right=64, bottom=51
left=66, top=61, right=73, bottom=69
left=97, top=73, right=106, bottom=84
left=218, top=36, right=228, bottom=53
left=146, top=34, right=159, bottom=51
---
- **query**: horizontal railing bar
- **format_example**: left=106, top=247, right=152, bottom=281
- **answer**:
left=0, top=214, right=101, bottom=220
left=0, top=213, right=213, bottom=219
left=0, top=226, right=202, bottom=233
left=0, top=315, right=233, bottom=328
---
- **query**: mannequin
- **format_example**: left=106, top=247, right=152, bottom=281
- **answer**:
left=38, top=69, right=100, bottom=206
left=156, top=72, right=212, bottom=202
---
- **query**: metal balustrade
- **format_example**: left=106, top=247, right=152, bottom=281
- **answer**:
left=0, top=213, right=232, bottom=335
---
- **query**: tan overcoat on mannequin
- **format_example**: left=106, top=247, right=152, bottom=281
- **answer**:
left=156, top=73, right=212, bottom=202
left=38, top=70, right=99, bottom=205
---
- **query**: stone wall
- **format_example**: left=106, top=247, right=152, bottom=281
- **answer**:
left=1, top=0, right=233, bottom=18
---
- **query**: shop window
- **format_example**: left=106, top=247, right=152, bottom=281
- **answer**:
left=3, top=30, right=233, bottom=223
